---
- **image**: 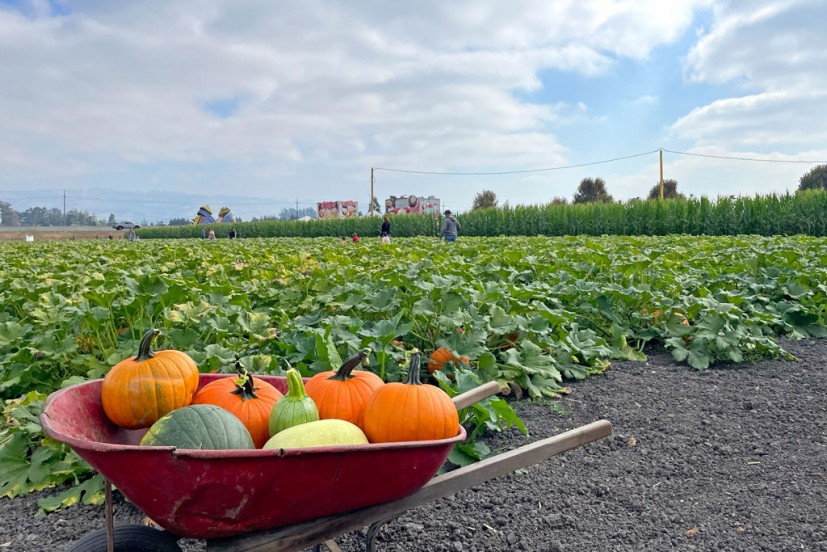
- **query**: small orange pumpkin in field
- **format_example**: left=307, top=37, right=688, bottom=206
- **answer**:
left=101, top=329, right=199, bottom=429
left=191, top=364, right=283, bottom=448
left=363, top=353, right=459, bottom=443
left=304, top=351, right=383, bottom=430
left=427, top=347, right=470, bottom=375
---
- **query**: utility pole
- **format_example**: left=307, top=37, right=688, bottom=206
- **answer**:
left=295, top=197, right=299, bottom=220
left=659, top=150, right=664, bottom=200
left=370, top=167, right=375, bottom=216
left=63, top=190, right=66, bottom=225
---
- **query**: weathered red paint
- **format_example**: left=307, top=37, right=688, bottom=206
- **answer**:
left=41, top=374, right=465, bottom=539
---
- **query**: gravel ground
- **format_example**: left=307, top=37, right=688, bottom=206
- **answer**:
left=3, top=338, right=825, bottom=552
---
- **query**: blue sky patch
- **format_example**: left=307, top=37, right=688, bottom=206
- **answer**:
left=203, top=97, right=240, bottom=118
left=1, top=0, right=70, bottom=17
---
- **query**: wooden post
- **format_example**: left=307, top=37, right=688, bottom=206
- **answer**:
left=105, top=480, right=114, bottom=552
left=370, top=168, right=375, bottom=216
left=659, top=149, right=664, bottom=200
left=452, top=381, right=501, bottom=410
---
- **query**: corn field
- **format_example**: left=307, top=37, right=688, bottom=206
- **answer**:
left=138, top=190, right=827, bottom=239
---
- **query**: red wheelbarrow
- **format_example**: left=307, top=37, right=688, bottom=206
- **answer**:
left=41, top=375, right=612, bottom=551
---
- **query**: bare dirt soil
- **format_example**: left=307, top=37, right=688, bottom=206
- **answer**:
left=3, top=338, right=825, bottom=552
left=0, top=227, right=120, bottom=241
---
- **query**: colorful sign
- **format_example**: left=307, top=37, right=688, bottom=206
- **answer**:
left=385, top=195, right=441, bottom=215
left=317, top=201, right=359, bottom=219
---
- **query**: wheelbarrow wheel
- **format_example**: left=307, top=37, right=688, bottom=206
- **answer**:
left=66, top=524, right=182, bottom=552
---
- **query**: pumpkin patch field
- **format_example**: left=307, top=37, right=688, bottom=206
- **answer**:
left=1, top=234, right=826, bottom=515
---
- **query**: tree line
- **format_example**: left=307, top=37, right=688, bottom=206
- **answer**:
left=0, top=202, right=104, bottom=227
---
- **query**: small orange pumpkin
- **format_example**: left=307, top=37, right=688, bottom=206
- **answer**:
left=304, top=351, right=383, bottom=430
left=101, top=329, right=199, bottom=429
left=427, top=347, right=470, bottom=375
left=363, top=353, right=459, bottom=443
left=191, top=364, right=283, bottom=448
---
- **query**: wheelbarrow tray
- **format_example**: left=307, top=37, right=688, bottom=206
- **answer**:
left=40, top=374, right=466, bottom=540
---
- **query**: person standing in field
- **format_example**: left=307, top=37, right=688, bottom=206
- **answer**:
left=380, top=216, right=391, bottom=243
left=439, top=210, right=460, bottom=242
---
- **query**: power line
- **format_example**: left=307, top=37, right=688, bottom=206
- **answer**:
left=374, top=149, right=660, bottom=176
left=662, top=149, right=827, bottom=164
left=372, top=147, right=826, bottom=178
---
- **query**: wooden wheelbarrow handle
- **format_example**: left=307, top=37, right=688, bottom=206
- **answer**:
left=209, top=419, right=613, bottom=551
left=451, top=381, right=502, bottom=410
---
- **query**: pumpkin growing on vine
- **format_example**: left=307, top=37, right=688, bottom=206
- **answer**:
left=191, top=364, right=283, bottom=448
left=427, top=347, right=470, bottom=375
left=304, top=351, right=383, bottom=430
left=363, top=353, right=459, bottom=443
left=101, top=329, right=199, bottom=429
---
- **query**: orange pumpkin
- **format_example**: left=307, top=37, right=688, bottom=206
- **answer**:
left=191, top=365, right=283, bottom=448
left=427, top=347, right=470, bottom=375
left=304, top=351, right=383, bottom=430
left=101, top=329, right=199, bottom=429
left=363, top=353, right=459, bottom=443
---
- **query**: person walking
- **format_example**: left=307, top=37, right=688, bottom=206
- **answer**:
left=438, top=210, right=460, bottom=242
left=380, top=216, right=391, bottom=243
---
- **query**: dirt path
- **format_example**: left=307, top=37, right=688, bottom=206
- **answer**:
left=0, top=227, right=118, bottom=241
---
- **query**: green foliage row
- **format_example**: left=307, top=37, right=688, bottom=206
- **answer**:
left=138, top=190, right=827, bottom=240
left=1, top=235, right=825, bottom=509
left=461, top=190, right=827, bottom=237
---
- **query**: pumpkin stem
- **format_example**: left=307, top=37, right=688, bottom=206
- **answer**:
left=135, top=329, right=161, bottom=362
left=404, top=353, right=423, bottom=385
left=230, top=362, right=261, bottom=402
left=330, top=350, right=369, bottom=381
left=284, top=369, right=311, bottom=400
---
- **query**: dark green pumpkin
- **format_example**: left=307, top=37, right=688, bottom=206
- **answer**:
left=140, top=404, right=255, bottom=450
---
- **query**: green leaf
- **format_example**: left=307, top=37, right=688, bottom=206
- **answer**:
left=37, top=473, right=106, bottom=512
left=166, top=327, right=201, bottom=349
left=0, top=322, right=29, bottom=347
left=448, top=445, right=479, bottom=467
left=412, top=296, right=435, bottom=316
left=489, top=397, right=528, bottom=434
left=0, top=432, right=30, bottom=498
left=313, top=331, right=343, bottom=372
left=687, top=349, right=711, bottom=371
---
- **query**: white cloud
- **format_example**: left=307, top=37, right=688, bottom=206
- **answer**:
left=634, top=95, right=659, bottom=106
left=0, top=0, right=756, bottom=217
left=677, top=0, right=827, bottom=146
left=685, top=0, right=827, bottom=90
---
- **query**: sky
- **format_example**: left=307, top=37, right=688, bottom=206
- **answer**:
left=1, top=0, right=826, bottom=223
